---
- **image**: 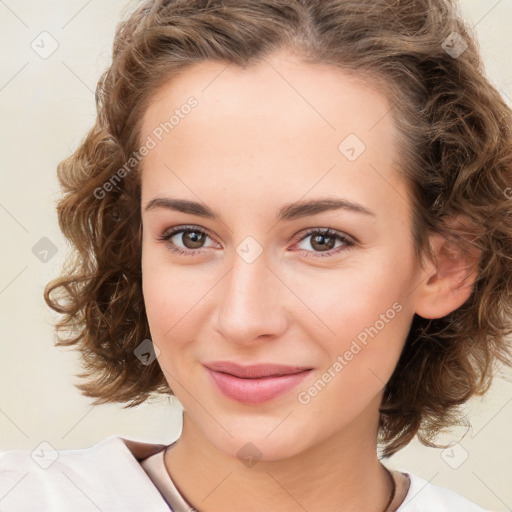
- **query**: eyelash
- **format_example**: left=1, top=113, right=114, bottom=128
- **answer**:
left=157, top=225, right=356, bottom=258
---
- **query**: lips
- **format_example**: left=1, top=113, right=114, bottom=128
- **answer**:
left=203, top=361, right=312, bottom=378
left=203, top=361, right=313, bottom=405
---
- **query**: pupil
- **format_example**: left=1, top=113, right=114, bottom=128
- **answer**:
left=313, top=234, right=334, bottom=251
left=184, top=230, right=204, bottom=248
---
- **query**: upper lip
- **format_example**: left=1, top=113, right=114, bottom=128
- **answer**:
left=203, top=361, right=312, bottom=379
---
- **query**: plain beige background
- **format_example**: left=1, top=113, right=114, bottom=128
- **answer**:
left=1, top=0, right=511, bottom=510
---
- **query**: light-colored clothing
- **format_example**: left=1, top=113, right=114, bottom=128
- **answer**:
left=0, top=435, right=490, bottom=511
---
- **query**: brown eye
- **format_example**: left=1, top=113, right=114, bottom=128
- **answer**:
left=309, top=232, right=337, bottom=252
left=178, top=230, right=206, bottom=249
left=158, top=226, right=215, bottom=256
left=294, top=228, right=356, bottom=258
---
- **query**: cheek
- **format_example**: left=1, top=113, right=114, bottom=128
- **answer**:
left=299, top=250, right=414, bottom=374
left=141, top=243, right=220, bottom=376
left=141, top=262, right=197, bottom=384
left=141, top=246, right=195, bottom=345
left=300, top=253, right=410, bottom=332
left=298, top=302, right=410, bottom=428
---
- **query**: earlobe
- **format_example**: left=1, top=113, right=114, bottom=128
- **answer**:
left=413, top=214, right=481, bottom=320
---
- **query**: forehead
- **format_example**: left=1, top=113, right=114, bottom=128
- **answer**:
left=138, top=52, right=409, bottom=221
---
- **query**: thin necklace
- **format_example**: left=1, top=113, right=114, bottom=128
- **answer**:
left=381, top=463, right=397, bottom=512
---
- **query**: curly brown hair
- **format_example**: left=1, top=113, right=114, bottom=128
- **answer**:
left=44, top=0, right=512, bottom=458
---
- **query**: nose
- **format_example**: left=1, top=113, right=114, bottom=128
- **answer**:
left=212, top=247, right=288, bottom=345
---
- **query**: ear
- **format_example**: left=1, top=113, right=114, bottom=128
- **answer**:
left=413, top=214, right=481, bottom=320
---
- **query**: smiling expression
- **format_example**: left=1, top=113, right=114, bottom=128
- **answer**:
left=139, top=50, right=421, bottom=460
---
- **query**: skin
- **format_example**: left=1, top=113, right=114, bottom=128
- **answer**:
left=139, top=49, right=477, bottom=512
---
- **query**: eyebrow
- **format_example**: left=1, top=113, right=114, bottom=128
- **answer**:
left=144, top=196, right=375, bottom=221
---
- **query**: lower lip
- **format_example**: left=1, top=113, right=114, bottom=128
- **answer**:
left=205, top=367, right=312, bottom=405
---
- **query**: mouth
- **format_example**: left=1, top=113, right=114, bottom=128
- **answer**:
left=203, top=361, right=313, bottom=405
left=203, top=361, right=313, bottom=378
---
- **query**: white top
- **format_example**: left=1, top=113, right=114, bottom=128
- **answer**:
left=0, top=435, right=490, bottom=511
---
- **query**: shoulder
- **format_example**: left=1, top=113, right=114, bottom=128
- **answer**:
left=0, top=436, right=170, bottom=512
left=396, top=471, right=492, bottom=512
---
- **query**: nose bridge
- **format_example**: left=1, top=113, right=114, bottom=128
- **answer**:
left=213, top=243, right=286, bottom=342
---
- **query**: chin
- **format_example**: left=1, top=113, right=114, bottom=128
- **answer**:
left=200, top=420, right=316, bottom=464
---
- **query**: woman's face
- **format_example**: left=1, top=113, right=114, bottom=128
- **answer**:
left=139, top=50, right=422, bottom=460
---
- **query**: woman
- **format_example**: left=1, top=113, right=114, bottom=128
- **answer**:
left=1, top=0, right=511, bottom=510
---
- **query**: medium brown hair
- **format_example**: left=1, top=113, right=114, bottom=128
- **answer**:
left=44, top=0, right=512, bottom=457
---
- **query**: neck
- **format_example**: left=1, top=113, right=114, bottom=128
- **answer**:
left=165, top=397, right=396, bottom=512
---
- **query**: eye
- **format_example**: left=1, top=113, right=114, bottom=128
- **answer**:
left=157, top=225, right=217, bottom=256
left=157, top=225, right=356, bottom=258
left=291, top=228, right=356, bottom=258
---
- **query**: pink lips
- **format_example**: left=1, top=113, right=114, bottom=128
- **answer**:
left=204, top=361, right=312, bottom=405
